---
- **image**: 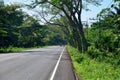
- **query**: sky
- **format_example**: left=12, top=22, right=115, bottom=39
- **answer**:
left=4, top=0, right=30, bottom=4
left=81, top=0, right=113, bottom=23
left=4, top=0, right=114, bottom=24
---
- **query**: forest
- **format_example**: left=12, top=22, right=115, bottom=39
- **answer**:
left=0, top=4, right=67, bottom=52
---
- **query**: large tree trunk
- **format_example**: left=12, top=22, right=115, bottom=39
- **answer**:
left=68, top=35, right=77, bottom=48
left=78, top=23, right=88, bottom=51
left=80, top=30, right=88, bottom=51
left=73, top=28, right=82, bottom=52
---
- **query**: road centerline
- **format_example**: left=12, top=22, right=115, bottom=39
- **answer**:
left=49, top=46, right=66, bottom=80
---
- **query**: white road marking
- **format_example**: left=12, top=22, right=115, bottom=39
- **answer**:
left=50, top=46, right=66, bottom=80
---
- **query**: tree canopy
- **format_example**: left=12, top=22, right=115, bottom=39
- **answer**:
left=0, top=4, right=67, bottom=49
left=30, top=0, right=103, bottom=52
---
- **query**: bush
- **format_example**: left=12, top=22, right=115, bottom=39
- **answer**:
left=68, top=45, right=120, bottom=80
left=0, top=46, right=29, bottom=53
left=87, top=46, right=102, bottom=59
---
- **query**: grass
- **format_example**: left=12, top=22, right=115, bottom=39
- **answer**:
left=0, top=47, right=29, bottom=53
left=0, top=46, right=46, bottom=53
left=67, top=45, right=120, bottom=80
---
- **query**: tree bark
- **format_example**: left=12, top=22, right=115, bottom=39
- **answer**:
left=78, top=23, right=88, bottom=51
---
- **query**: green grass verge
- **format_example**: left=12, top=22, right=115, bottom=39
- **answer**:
left=67, top=46, right=120, bottom=80
left=0, top=47, right=29, bottom=53
left=0, top=46, right=46, bottom=53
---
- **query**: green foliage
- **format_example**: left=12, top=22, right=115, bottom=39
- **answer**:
left=114, top=0, right=120, bottom=2
left=0, top=5, right=24, bottom=47
left=32, top=0, right=103, bottom=52
left=0, top=29, right=7, bottom=36
left=87, top=46, right=101, bottom=58
left=68, top=46, right=120, bottom=80
left=0, top=4, right=67, bottom=52
left=67, top=1, right=120, bottom=80
left=84, top=2, right=120, bottom=67
left=0, top=46, right=28, bottom=53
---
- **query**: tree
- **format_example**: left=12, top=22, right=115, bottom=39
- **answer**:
left=89, top=1, right=120, bottom=54
left=0, top=4, right=67, bottom=49
left=114, top=0, right=120, bottom=2
left=0, top=5, right=24, bottom=47
left=30, top=0, right=102, bottom=52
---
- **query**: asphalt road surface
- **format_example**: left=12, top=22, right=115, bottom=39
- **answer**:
left=0, top=46, right=76, bottom=80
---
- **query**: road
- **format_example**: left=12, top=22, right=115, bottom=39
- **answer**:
left=0, top=46, right=75, bottom=80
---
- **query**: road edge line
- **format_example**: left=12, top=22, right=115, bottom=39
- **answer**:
left=49, top=46, right=66, bottom=80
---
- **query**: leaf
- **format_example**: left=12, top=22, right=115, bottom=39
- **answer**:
left=0, top=29, right=8, bottom=36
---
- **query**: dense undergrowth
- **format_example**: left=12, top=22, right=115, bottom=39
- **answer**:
left=0, top=46, right=31, bottom=53
left=0, top=46, right=43, bottom=53
left=68, top=46, right=120, bottom=80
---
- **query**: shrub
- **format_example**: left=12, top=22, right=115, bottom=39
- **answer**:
left=68, top=45, right=120, bottom=80
left=87, top=46, right=102, bottom=59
